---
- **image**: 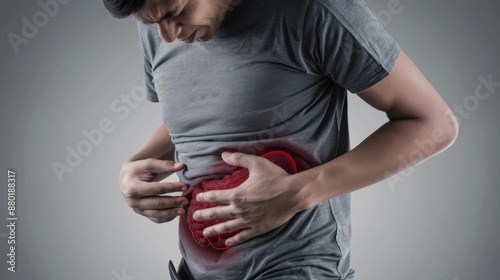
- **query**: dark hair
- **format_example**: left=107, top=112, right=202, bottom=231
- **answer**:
left=103, top=0, right=147, bottom=19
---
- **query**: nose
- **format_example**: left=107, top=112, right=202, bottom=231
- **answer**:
left=155, top=19, right=181, bottom=43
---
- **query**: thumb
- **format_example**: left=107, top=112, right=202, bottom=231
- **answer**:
left=135, top=158, right=185, bottom=174
left=222, top=152, right=259, bottom=169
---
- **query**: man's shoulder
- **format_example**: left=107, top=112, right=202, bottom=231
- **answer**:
left=137, top=21, right=163, bottom=60
left=260, top=0, right=369, bottom=34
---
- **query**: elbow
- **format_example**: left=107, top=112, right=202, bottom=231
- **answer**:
left=448, top=119, right=460, bottom=147
left=444, top=108, right=459, bottom=147
left=433, top=108, right=460, bottom=152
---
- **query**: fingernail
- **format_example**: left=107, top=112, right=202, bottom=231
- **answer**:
left=177, top=209, right=184, bottom=215
left=222, top=152, right=232, bottom=158
left=174, top=162, right=184, bottom=167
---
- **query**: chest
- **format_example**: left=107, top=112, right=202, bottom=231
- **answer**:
left=150, top=36, right=326, bottom=136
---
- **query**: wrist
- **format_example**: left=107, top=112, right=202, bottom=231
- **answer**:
left=291, top=161, right=347, bottom=210
left=125, top=148, right=175, bottom=164
left=288, top=171, right=320, bottom=212
left=125, top=155, right=142, bottom=164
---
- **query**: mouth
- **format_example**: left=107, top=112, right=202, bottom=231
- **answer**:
left=182, top=30, right=197, bottom=43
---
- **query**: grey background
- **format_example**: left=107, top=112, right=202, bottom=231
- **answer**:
left=0, top=0, right=498, bottom=279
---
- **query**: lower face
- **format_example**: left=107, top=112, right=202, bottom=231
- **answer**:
left=138, top=0, right=239, bottom=43
left=184, top=0, right=239, bottom=42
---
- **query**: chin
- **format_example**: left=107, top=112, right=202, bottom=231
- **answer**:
left=198, top=31, right=214, bottom=42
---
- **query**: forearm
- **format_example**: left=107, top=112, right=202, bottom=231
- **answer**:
left=295, top=117, right=457, bottom=208
left=127, top=124, right=175, bottom=163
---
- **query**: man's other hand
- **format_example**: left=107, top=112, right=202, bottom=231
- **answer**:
left=193, top=152, right=309, bottom=247
left=120, top=159, right=189, bottom=223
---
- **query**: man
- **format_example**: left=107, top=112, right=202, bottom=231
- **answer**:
left=105, top=0, right=459, bottom=279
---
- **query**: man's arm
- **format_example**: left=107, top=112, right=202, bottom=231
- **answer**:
left=120, top=123, right=189, bottom=224
left=193, top=50, right=459, bottom=246
left=126, top=123, right=175, bottom=163
left=294, top=50, right=459, bottom=207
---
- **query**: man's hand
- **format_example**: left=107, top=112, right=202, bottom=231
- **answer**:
left=193, top=152, right=309, bottom=247
left=120, top=159, right=189, bottom=223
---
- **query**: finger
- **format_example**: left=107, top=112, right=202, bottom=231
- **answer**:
left=202, top=219, right=245, bottom=237
left=123, top=181, right=188, bottom=198
left=221, top=152, right=261, bottom=169
left=225, top=228, right=256, bottom=247
left=127, top=195, right=189, bottom=210
left=134, top=158, right=186, bottom=174
left=193, top=205, right=235, bottom=221
left=133, top=207, right=184, bottom=224
left=195, top=189, right=232, bottom=204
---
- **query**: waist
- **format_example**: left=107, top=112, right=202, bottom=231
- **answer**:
left=179, top=197, right=353, bottom=280
left=186, top=150, right=308, bottom=250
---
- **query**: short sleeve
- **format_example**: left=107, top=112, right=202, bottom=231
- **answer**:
left=137, top=22, right=161, bottom=102
left=301, top=0, right=401, bottom=93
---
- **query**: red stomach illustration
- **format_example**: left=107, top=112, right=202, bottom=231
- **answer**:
left=187, top=150, right=299, bottom=250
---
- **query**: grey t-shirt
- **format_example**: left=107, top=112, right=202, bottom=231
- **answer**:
left=138, top=0, right=400, bottom=279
